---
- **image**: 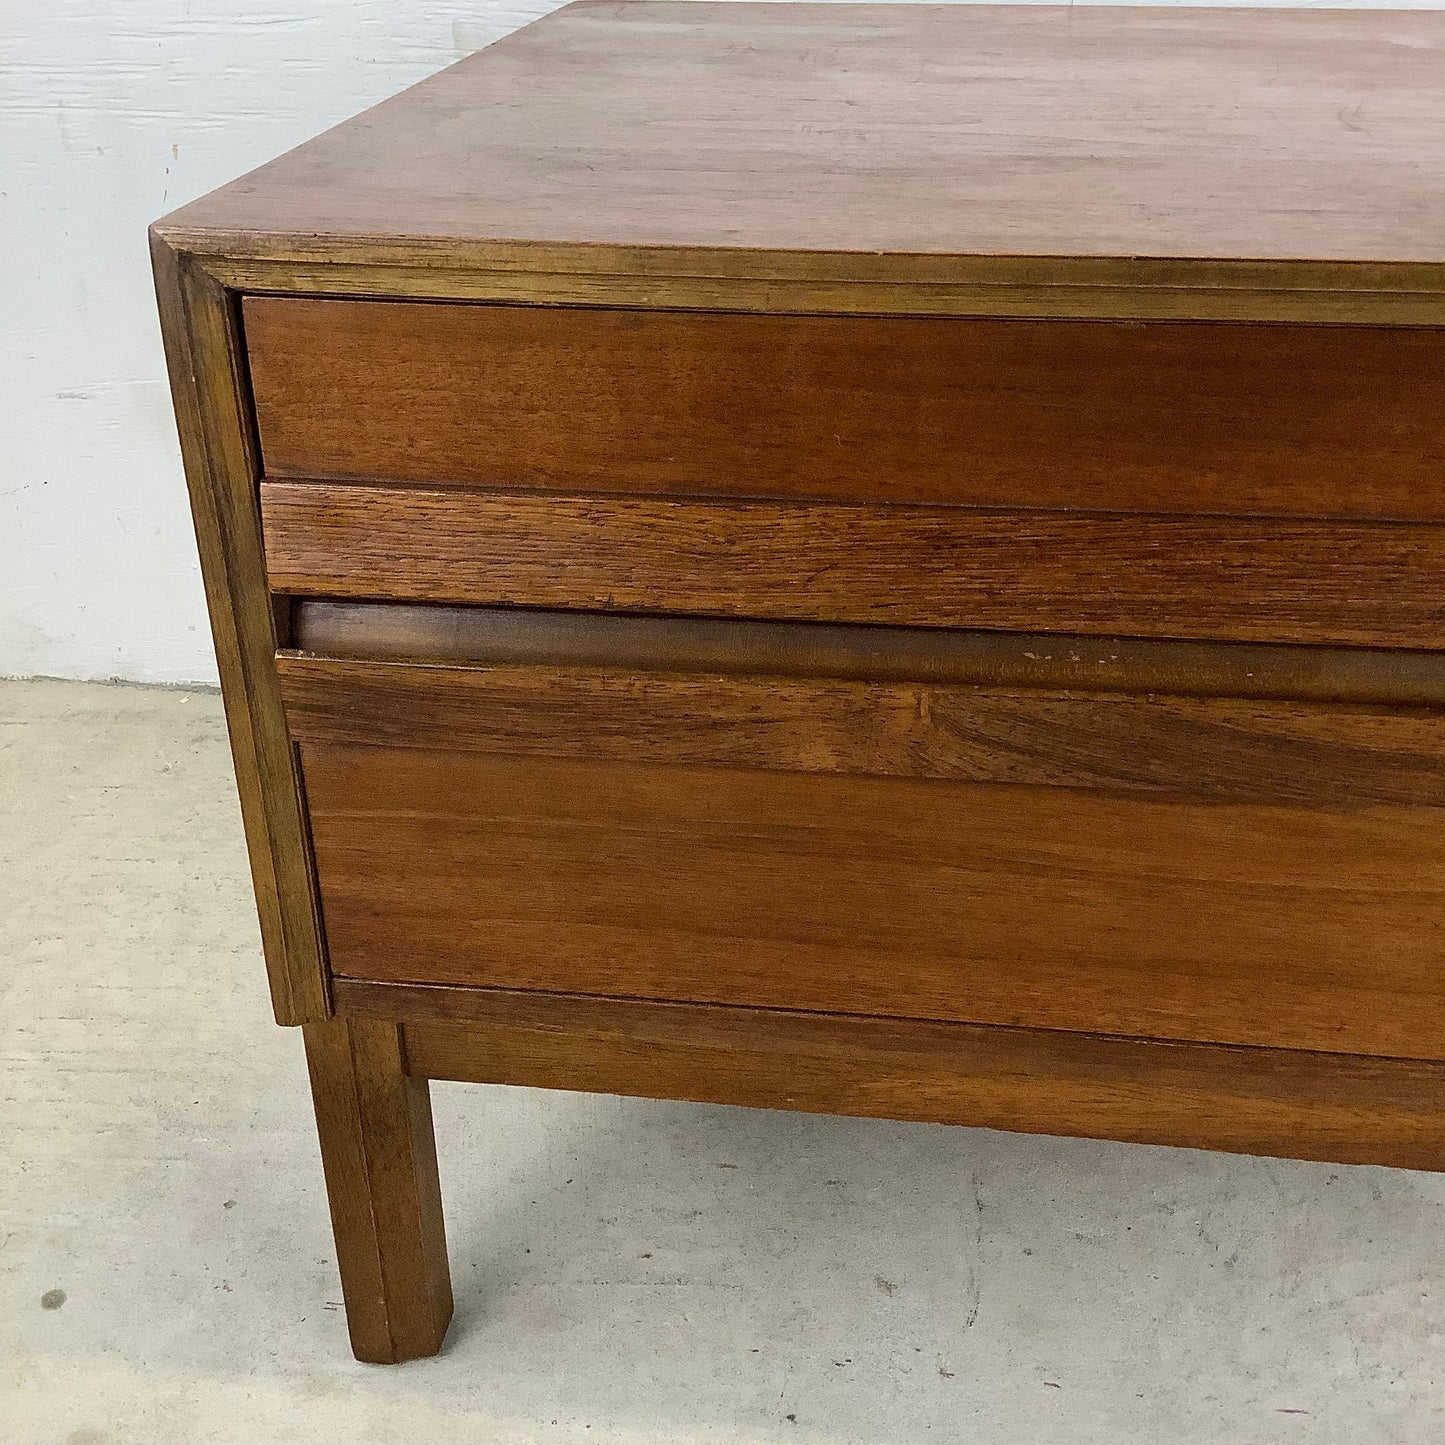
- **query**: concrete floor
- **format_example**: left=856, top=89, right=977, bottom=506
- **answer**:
left=3, top=679, right=1444, bottom=1444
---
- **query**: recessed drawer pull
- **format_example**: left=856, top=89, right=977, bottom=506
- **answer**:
left=291, top=600, right=1445, bottom=707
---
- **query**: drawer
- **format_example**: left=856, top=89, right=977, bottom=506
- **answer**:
left=250, top=297, right=1445, bottom=650
left=281, top=604, right=1445, bottom=1061
left=243, top=298, right=1445, bottom=520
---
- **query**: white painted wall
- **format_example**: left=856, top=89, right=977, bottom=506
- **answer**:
left=1, top=0, right=1436, bottom=683
left=2, top=0, right=551, bottom=684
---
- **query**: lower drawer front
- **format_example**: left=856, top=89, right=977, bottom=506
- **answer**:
left=288, top=651, right=1445, bottom=1061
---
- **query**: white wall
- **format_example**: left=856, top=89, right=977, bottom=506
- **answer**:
left=2, top=0, right=551, bottom=684
left=1, top=0, right=1435, bottom=684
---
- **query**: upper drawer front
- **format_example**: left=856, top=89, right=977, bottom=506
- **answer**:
left=244, top=298, right=1445, bottom=520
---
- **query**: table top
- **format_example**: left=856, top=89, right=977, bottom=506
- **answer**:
left=158, top=3, right=1445, bottom=289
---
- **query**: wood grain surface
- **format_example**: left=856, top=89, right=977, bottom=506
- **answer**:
left=276, top=654, right=1445, bottom=806
left=245, top=298, right=1445, bottom=520
left=303, top=1016, right=453, bottom=1362
left=160, top=3, right=1445, bottom=269
left=339, top=981, right=1445, bottom=1172
left=302, top=744, right=1445, bottom=1061
left=205, top=246, right=1445, bottom=326
left=150, top=235, right=328, bottom=1025
left=260, top=482, right=1445, bottom=650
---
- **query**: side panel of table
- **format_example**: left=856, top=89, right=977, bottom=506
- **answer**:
left=151, top=236, right=328, bottom=1023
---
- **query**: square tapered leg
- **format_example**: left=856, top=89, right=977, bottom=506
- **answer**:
left=303, top=1016, right=453, bottom=1362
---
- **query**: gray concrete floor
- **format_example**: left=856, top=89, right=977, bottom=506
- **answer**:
left=3, top=678, right=1444, bottom=1444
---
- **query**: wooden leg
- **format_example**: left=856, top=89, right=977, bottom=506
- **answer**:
left=302, top=1016, right=453, bottom=1363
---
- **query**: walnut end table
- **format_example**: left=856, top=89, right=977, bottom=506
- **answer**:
left=153, top=2, right=1445, bottom=1363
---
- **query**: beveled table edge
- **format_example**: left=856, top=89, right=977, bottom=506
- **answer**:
left=154, top=227, right=1445, bottom=325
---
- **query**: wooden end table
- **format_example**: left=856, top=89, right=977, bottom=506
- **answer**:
left=153, top=2, right=1445, bottom=1362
